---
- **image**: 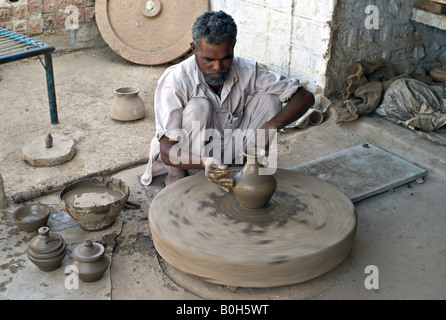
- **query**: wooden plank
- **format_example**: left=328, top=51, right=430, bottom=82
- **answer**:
left=415, top=0, right=446, bottom=14
left=430, top=0, right=446, bottom=5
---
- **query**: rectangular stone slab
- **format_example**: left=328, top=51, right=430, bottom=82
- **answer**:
left=288, top=143, right=428, bottom=203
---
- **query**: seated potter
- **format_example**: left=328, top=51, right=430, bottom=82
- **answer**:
left=140, top=11, right=314, bottom=190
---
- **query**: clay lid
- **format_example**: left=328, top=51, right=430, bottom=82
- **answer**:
left=72, top=240, right=105, bottom=263
left=28, top=226, right=64, bottom=254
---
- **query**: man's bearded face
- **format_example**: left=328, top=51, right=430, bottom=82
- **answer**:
left=192, top=37, right=234, bottom=87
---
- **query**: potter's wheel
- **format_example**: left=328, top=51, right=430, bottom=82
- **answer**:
left=149, top=169, right=357, bottom=288
left=96, top=0, right=209, bottom=65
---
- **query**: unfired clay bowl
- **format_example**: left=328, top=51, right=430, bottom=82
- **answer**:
left=13, top=204, right=51, bottom=232
left=59, top=177, right=130, bottom=231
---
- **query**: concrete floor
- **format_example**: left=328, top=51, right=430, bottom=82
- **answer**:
left=1, top=40, right=445, bottom=300
left=5, top=110, right=443, bottom=301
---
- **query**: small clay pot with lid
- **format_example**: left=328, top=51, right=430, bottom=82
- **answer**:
left=27, top=226, right=67, bottom=272
left=71, top=240, right=110, bottom=282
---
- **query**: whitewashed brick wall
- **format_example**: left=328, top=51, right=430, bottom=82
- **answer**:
left=210, top=0, right=337, bottom=90
left=211, top=0, right=446, bottom=97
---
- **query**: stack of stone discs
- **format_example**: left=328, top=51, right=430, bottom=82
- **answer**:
left=27, top=226, right=67, bottom=272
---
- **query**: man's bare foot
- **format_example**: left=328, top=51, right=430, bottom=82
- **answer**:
left=165, top=167, right=187, bottom=185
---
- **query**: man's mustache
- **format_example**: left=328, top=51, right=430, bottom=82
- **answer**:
left=206, top=69, right=229, bottom=75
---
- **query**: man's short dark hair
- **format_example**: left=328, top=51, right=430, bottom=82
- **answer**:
left=192, top=10, right=237, bottom=51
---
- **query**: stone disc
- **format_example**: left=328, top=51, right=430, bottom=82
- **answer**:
left=96, top=0, right=209, bottom=65
left=149, top=169, right=357, bottom=288
left=22, top=134, right=76, bottom=167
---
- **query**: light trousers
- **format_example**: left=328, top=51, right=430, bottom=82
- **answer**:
left=181, top=94, right=282, bottom=174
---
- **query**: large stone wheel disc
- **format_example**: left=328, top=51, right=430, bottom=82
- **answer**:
left=149, top=169, right=357, bottom=288
left=96, top=0, right=209, bottom=65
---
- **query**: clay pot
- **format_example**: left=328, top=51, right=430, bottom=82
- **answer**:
left=110, top=87, right=146, bottom=121
left=71, top=240, right=110, bottom=282
left=13, top=204, right=51, bottom=232
left=308, top=109, right=324, bottom=126
left=27, top=226, right=67, bottom=272
left=232, top=148, right=277, bottom=209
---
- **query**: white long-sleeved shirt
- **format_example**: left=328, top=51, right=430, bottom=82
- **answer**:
left=140, top=55, right=301, bottom=185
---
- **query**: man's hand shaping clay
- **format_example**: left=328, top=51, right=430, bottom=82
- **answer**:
left=203, top=157, right=235, bottom=193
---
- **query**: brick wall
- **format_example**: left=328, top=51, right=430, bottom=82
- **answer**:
left=0, top=0, right=95, bottom=35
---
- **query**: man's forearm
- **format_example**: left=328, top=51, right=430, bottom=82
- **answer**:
left=262, top=87, right=315, bottom=131
left=159, top=135, right=207, bottom=170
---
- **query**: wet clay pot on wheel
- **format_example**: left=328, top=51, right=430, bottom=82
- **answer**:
left=27, top=226, right=67, bottom=272
left=110, top=87, right=146, bottom=121
left=232, top=148, right=277, bottom=209
left=71, top=240, right=110, bottom=282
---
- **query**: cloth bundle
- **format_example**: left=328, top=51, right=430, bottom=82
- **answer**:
left=330, top=59, right=446, bottom=145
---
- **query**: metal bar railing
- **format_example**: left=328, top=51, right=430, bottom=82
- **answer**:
left=0, top=28, right=55, bottom=64
left=0, top=28, right=58, bottom=124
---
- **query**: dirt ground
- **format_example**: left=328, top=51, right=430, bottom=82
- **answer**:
left=0, top=44, right=310, bottom=199
left=0, top=45, right=164, bottom=197
left=1, top=42, right=445, bottom=301
left=0, top=44, right=319, bottom=300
